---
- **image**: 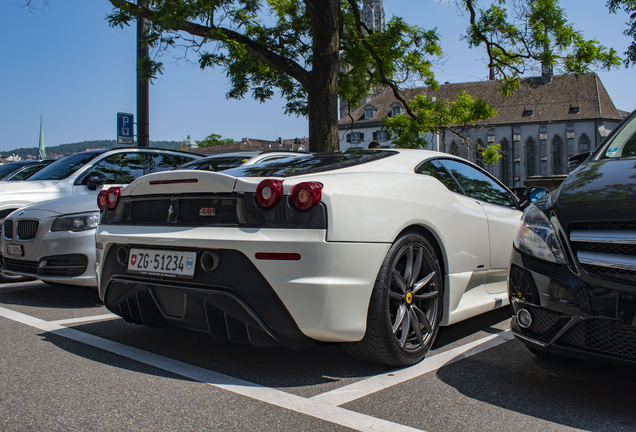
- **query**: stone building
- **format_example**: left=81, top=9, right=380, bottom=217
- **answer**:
left=338, top=73, right=626, bottom=187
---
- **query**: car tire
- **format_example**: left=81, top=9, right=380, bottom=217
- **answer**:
left=343, top=232, right=443, bottom=367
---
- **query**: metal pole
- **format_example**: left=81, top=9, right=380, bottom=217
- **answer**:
left=137, top=0, right=150, bottom=147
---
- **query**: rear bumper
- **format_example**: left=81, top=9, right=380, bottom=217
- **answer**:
left=97, top=226, right=391, bottom=346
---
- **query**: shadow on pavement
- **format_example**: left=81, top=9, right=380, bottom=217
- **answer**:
left=436, top=340, right=636, bottom=430
left=0, top=281, right=102, bottom=309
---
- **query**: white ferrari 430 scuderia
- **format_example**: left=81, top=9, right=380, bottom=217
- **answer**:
left=95, top=149, right=524, bottom=366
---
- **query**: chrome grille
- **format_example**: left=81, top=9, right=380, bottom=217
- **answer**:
left=3, top=219, right=13, bottom=240
left=16, top=220, right=40, bottom=241
left=569, top=221, right=636, bottom=283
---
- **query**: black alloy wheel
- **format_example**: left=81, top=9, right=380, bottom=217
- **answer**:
left=343, top=232, right=443, bottom=366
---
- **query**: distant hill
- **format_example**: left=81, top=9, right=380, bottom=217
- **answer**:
left=1, top=140, right=183, bottom=158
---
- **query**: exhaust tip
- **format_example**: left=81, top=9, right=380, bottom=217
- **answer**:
left=201, top=250, right=220, bottom=272
left=116, top=247, right=129, bottom=266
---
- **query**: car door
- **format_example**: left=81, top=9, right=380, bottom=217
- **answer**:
left=437, top=159, right=522, bottom=294
left=73, top=151, right=148, bottom=197
left=416, top=159, right=491, bottom=274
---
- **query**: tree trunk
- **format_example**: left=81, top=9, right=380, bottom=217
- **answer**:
left=305, top=0, right=341, bottom=153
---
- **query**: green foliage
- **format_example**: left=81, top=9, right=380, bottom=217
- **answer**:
left=198, top=133, right=235, bottom=147
left=608, top=0, right=636, bottom=66
left=105, top=0, right=623, bottom=157
left=382, top=91, right=496, bottom=150
left=464, top=0, right=621, bottom=95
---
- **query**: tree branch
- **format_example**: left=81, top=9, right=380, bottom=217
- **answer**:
left=108, top=0, right=311, bottom=89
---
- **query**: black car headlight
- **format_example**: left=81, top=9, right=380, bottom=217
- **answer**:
left=514, top=205, right=567, bottom=265
left=51, top=212, right=100, bottom=232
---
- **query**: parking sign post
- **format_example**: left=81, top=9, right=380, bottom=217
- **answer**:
left=117, top=112, right=134, bottom=145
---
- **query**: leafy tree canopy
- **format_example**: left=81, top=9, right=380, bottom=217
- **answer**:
left=105, top=0, right=620, bottom=160
left=198, top=133, right=235, bottom=147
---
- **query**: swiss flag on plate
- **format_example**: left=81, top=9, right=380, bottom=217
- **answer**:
left=130, top=254, right=137, bottom=265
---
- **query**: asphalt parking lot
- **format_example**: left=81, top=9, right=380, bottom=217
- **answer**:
left=1, top=280, right=636, bottom=432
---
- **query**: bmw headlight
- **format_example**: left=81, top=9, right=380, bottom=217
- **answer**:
left=514, top=205, right=567, bottom=264
left=51, top=213, right=100, bottom=232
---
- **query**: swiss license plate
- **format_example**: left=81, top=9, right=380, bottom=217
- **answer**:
left=6, top=244, right=22, bottom=257
left=128, top=248, right=196, bottom=278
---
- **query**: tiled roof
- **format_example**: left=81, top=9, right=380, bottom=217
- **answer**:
left=338, top=73, right=622, bottom=128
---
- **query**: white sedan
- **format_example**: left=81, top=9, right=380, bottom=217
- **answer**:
left=96, top=149, right=525, bottom=366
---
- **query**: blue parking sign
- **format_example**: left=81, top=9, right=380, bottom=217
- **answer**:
left=117, top=112, right=134, bottom=144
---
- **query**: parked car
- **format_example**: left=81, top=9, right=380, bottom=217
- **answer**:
left=95, top=149, right=534, bottom=366
left=176, top=150, right=308, bottom=172
left=510, top=109, right=636, bottom=365
left=0, top=150, right=296, bottom=287
left=0, top=147, right=202, bottom=284
left=0, top=159, right=55, bottom=182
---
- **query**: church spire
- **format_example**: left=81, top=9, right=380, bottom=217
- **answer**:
left=362, top=0, right=385, bottom=32
left=38, top=114, right=47, bottom=159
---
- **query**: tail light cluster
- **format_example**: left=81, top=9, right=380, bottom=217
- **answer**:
left=255, top=180, right=323, bottom=212
left=97, top=187, right=122, bottom=211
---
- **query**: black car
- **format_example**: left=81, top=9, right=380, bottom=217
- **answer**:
left=509, top=109, right=636, bottom=365
left=0, top=159, right=55, bottom=181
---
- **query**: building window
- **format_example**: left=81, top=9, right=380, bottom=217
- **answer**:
left=449, top=141, right=459, bottom=156
left=579, top=134, right=591, bottom=153
left=364, top=109, right=374, bottom=120
left=525, top=136, right=537, bottom=177
left=499, top=138, right=510, bottom=186
left=346, top=132, right=364, bottom=143
left=523, top=109, right=533, bottom=117
left=474, top=140, right=484, bottom=168
left=373, top=130, right=389, bottom=141
left=552, top=135, right=564, bottom=174
left=569, top=106, right=580, bottom=114
left=390, top=103, right=403, bottom=117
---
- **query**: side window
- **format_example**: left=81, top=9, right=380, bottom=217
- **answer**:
left=149, top=153, right=199, bottom=173
left=91, top=153, right=147, bottom=184
left=415, top=160, right=463, bottom=194
left=438, top=159, right=516, bottom=207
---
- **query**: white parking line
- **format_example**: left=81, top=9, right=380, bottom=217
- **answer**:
left=310, top=330, right=514, bottom=406
left=0, top=306, right=421, bottom=432
left=0, top=305, right=515, bottom=431
left=51, top=313, right=120, bottom=325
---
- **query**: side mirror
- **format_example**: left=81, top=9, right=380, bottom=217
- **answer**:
left=527, top=187, right=548, bottom=203
left=87, top=172, right=106, bottom=191
left=515, top=187, right=549, bottom=210
left=567, top=151, right=592, bottom=172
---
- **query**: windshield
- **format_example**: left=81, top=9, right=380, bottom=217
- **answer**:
left=221, top=150, right=397, bottom=178
left=28, top=151, right=104, bottom=181
left=599, top=113, right=636, bottom=159
left=178, top=155, right=255, bottom=172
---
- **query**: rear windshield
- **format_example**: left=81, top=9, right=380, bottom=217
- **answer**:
left=178, top=155, right=255, bottom=172
left=28, top=151, right=104, bottom=181
left=221, top=150, right=397, bottom=177
left=0, top=164, right=22, bottom=178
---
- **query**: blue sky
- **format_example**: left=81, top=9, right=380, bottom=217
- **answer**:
left=1, top=0, right=634, bottom=153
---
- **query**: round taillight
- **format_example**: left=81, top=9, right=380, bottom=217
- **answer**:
left=106, top=187, right=122, bottom=209
left=256, top=179, right=283, bottom=208
left=97, top=190, right=108, bottom=211
left=291, top=182, right=323, bottom=211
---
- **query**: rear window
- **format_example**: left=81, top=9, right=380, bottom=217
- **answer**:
left=0, top=164, right=21, bottom=178
left=28, top=151, right=104, bottom=181
left=178, top=156, right=254, bottom=172
left=222, top=150, right=397, bottom=177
